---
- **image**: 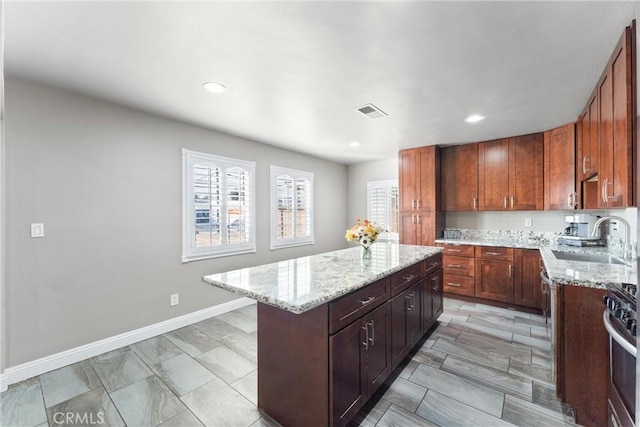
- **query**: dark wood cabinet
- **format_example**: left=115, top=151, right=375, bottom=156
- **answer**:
left=441, top=143, right=479, bottom=211
left=258, top=254, right=443, bottom=427
left=391, top=281, right=422, bottom=368
left=508, top=134, right=544, bottom=210
left=478, top=135, right=543, bottom=211
left=513, top=249, right=542, bottom=309
left=598, top=25, right=634, bottom=208
left=398, top=146, right=438, bottom=212
left=557, top=285, right=609, bottom=427
left=478, top=139, right=510, bottom=210
left=544, top=123, right=576, bottom=210
left=423, top=268, right=443, bottom=331
left=578, top=90, right=599, bottom=181
left=330, top=301, right=391, bottom=426
left=474, top=246, right=514, bottom=303
left=399, top=146, right=443, bottom=245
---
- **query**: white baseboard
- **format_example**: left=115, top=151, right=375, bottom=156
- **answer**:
left=0, top=297, right=255, bottom=391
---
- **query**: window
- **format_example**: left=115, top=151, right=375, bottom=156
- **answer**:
left=367, top=180, right=399, bottom=241
left=182, top=149, right=255, bottom=262
left=270, top=165, right=314, bottom=249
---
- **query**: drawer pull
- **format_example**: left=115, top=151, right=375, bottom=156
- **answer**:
left=362, top=324, right=369, bottom=350
left=485, top=251, right=503, bottom=256
left=359, top=296, right=375, bottom=306
left=429, top=262, right=441, bottom=268
left=368, top=320, right=375, bottom=346
left=447, top=264, right=462, bottom=268
left=447, top=282, right=462, bottom=287
left=447, top=249, right=462, bottom=253
left=403, top=274, right=416, bottom=282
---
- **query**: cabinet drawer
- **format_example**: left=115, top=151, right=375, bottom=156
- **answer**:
left=475, top=246, right=514, bottom=261
left=390, top=263, right=423, bottom=297
left=443, top=256, right=474, bottom=276
left=442, top=274, right=475, bottom=296
left=437, top=244, right=475, bottom=257
left=329, top=278, right=390, bottom=334
left=423, top=253, right=443, bottom=277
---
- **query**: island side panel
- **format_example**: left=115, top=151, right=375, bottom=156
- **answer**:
left=257, top=302, right=329, bottom=427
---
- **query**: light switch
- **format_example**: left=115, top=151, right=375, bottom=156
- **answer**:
left=31, top=223, right=44, bottom=238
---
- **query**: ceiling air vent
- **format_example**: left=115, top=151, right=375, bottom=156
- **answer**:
left=356, top=103, right=388, bottom=119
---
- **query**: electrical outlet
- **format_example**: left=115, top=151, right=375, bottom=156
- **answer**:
left=170, top=293, right=179, bottom=307
left=31, top=223, right=45, bottom=238
left=525, top=218, right=532, bottom=227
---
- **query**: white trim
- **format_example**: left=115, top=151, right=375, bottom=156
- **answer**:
left=0, top=297, right=254, bottom=390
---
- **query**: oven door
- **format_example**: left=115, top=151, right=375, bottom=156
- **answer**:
left=603, top=311, right=636, bottom=427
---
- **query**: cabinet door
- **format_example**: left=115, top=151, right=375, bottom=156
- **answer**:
left=391, top=282, right=422, bottom=368
left=399, top=213, right=417, bottom=245
left=587, top=91, right=599, bottom=177
left=416, top=147, right=438, bottom=212
left=599, top=70, right=614, bottom=209
left=514, top=249, right=542, bottom=309
left=423, top=269, right=442, bottom=331
left=610, top=26, right=633, bottom=208
left=544, top=124, right=576, bottom=210
left=398, top=149, right=417, bottom=211
left=508, top=134, right=544, bottom=210
left=329, top=318, right=366, bottom=425
left=364, top=302, right=392, bottom=397
left=478, top=139, right=509, bottom=210
left=475, top=259, right=513, bottom=302
left=416, top=212, right=434, bottom=246
left=441, top=144, right=479, bottom=211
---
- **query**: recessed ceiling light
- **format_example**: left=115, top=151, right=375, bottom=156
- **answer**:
left=465, top=114, right=485, bottom=123
left=203, top=82, right=226, bottom=93
left=349, top=141, right=361, bottom=147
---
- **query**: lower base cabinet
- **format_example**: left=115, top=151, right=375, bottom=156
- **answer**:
left=330, top=302, right=392, bottom=425
left=258, top=254, right=443, bottom=427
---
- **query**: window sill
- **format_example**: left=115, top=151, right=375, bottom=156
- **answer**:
left=182, top=247, right=256, bottom=263
left=270, top=240, right=315, bottom=251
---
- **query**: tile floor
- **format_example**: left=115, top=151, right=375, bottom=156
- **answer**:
left=0, top=298, right=579, bottom=427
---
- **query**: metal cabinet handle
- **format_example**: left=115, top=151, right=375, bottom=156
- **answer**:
left=368, top=320, right=375, bottom=346
left=510, top=197, right=514, bottom=208
left=503, top=197, right=508, bottom=209
left=508, top=264, right=513, bottom=277
left=602, top=179, right=607, bottom=203
left=359, top=296, right=375, bottom=306
left=486, top=251, right=502, bottom=256
left=447, top=264, right=462, bottom=268
left=412, top=199, right=416, bottom=210
left=582, top=156, right=589, bottom=174
left=403, top=274, right=416, bottom=282
left=447, top=249, right=462, bottom=253
left=604, top=179, right=614, bottom=201
left=416, top=199, right=421, bottom=210
left=362, top=324, right=369, bottom=350
left=567, top=192, right=574, bottom=209
left=429, top=262, right=441, bottom=268
left=447, top=282, right=462, bottom=287
left=412, top=214, right=416, bottom=224
left=432, top=276, right=440, bottom=291
left=417, top=215, right=421, bottom=225
left=473, top=197, right=477, bottom=210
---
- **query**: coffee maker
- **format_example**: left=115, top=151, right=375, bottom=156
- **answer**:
left=558, top=214, right=604, bottom=246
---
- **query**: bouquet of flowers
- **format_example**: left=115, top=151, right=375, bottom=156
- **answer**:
left=345, top=218, right=385, bottom=248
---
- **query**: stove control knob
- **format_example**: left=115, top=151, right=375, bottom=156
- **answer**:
left=615, top=308, right=627, bottom=320
left=609, top=299, right=619, bottom=311
left=629, top=320, right=637, bottom=337
left=603, top=296, right=610, bottom=306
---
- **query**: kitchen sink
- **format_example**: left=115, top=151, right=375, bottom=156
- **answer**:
left=552, top=250, right=625, bottom=265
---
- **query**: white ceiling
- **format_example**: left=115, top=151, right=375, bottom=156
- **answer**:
left=4, top=1, right=638, bottom=164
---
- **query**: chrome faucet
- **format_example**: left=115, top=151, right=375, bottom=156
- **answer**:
left=591, top=216, right=632, bottom=260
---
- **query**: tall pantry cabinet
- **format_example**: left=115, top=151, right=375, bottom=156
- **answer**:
left=398, top=146, right=444, bottom=245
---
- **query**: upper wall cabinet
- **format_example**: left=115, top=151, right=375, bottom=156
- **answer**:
left=598, top=25, right=634, bottom=208
left=578, top=22, right=636, bottom=209
left=399, top=147, right=439, bottom=212
left=544, top=123, right=576, bottom=210
left=440, top=143, right=479, bottom=211
left=478, top=134, right=544, bottom=211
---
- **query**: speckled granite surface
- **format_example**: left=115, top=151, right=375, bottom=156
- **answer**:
left=203, top=243, right=442, bottom=314
left=436, top=229, right=637, bottom=289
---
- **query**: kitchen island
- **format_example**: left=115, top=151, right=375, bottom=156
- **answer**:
left=203, top=243, right=443, bottom=427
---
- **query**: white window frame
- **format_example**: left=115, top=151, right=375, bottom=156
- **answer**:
left=367, top=179, right=399, bottom=242
left=182, top=149, right=256, bottom=262
left=270, top=165, right=314, bottom=250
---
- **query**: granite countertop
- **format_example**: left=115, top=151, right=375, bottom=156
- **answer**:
left=436, top=237, right=637, bottom=289
left=202, top=243, right=442, bottom=314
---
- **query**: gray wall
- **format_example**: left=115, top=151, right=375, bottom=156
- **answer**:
left=4, top=78, right=348, bottom=367
left=347, top=158, right=398, bottom=222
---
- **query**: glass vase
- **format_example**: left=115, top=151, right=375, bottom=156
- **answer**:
left=361, top=245, right=372, bottom=259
